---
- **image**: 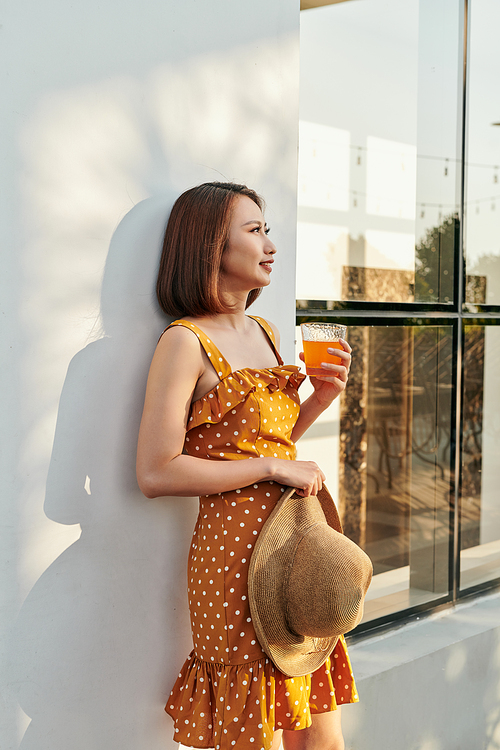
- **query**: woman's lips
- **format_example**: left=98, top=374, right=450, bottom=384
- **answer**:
left=260, top=261, right=273, bottom=272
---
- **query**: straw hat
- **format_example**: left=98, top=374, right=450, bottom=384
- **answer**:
left=248, top=486, right=372, bottom=677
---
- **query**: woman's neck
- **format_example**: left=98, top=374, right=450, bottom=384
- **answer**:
left=191, top=287, right=255, bottom=332
left=193, top=310, right=252, bottom=334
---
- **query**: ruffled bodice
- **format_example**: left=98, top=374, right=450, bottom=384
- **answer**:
left=183, top=363, right=304, bottom=466
left=186, top=364, right=304, bottom=432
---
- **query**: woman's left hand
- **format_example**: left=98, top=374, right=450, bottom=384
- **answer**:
left=299, top=339, right=352, bottom=408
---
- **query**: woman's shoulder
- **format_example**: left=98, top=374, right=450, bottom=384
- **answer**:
left=144, top=321, right=206, bottom=401
left=156, top=319, right=205, bottom=356
left=249, top=315, right=281, bottom=349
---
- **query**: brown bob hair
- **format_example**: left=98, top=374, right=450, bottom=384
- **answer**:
left=156, top=182, right=265, bottom=317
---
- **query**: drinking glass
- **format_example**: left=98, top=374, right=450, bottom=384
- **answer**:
left=300, top=323, right=347, bottom=377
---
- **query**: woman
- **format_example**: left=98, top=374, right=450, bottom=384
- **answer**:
left=136, top=182, right=356, bottom=750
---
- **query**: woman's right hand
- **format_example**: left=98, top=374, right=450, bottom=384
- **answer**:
left=269, top=458, right=326, bottom=498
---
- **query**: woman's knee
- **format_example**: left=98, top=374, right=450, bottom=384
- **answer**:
left=282, top=709, right=344, bottom=750
left=283, top=730, right=344, bottom=750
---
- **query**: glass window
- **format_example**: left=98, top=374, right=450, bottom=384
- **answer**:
left=297, top=0, right=500, bottom=632
left=460, top=323, right=500, bottom=589
left=464, top=0, right=500, bottom=308
left=296, top=322, right=454, bottom=623
left=298, top=0, right=461, bottom=306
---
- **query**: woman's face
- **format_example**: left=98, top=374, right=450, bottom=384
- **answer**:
left=221, top=195, right=276, bottom=294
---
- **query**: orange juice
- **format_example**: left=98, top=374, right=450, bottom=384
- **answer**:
left=303, top=340, right=343, bottom=377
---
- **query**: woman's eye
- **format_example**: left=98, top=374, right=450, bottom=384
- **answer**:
left=264, top=227, right=271, bottom=235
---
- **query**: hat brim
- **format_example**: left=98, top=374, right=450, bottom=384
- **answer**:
left=248, top=486, right=343, bottom=678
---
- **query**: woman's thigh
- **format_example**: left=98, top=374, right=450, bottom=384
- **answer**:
left=281, top=708, right=344, bottom=750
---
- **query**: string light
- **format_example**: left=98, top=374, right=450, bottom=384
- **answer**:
left=344, top=142, right=500, bottom=173
left=301, top=172, right=499, bottom=213
left=303, top=140, right=500, bottom=211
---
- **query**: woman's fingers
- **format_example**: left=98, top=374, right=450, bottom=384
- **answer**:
left=294, top=465, right=325, bottom=497
left=330, top=345, right=351, bottom=368
left=299, top=343, right=351, bottom=362
left=319, top=361, right=348, bottom=378
left=273, top=459, right=326, bottom=497
left=313, top=343, right=351, bottom=382
left=300, top=340, right=352, bottom=382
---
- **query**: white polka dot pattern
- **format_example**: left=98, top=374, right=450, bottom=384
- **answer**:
left=163, top=318, right=358, bottom=750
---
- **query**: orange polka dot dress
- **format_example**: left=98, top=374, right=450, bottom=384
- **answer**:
left=165, top=316, right=358, bottom=750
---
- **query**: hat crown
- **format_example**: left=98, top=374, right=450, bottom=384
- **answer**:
left=285, top=523, right=372, bottom=639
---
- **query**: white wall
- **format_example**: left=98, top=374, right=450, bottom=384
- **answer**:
left=343, top=591, right=500, bottom=750
left=1, top=2, right=300, bottom=748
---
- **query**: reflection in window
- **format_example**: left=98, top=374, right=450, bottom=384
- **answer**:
left=460, top=325, right=500, bottom=589
left=465, top=0, right=500, bottom=307
left=415, top=214, right=459, bottom=304
left=296, top=324, right=453, bottom=622
left=298, top=0, right=461, bottom=305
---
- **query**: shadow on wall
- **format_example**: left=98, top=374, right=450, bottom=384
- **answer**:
left=12, top=196, right=198, bottom=750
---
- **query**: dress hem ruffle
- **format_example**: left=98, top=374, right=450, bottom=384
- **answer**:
left=165, top=637, right=358, bottom=750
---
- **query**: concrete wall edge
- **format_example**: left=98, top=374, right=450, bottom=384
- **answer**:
left=349, top=589, right=500, bottom=682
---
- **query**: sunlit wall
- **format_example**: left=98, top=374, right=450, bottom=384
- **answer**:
left=0, top=2, right=300, bottom=749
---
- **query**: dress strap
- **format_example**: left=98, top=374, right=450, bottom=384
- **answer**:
left=165, top=320, right=233, bottom=379
left=248, top=315, right=284, bottom=366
